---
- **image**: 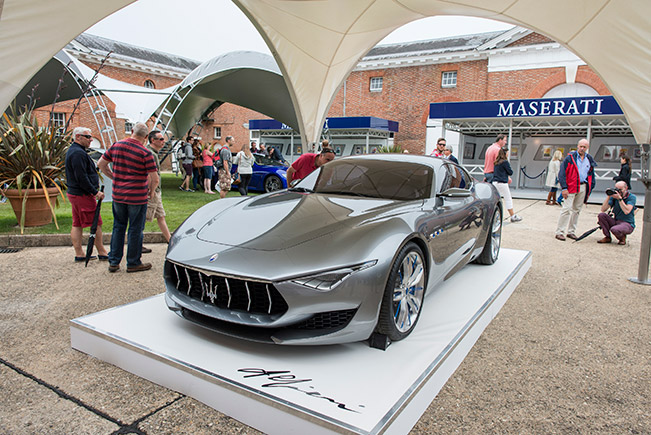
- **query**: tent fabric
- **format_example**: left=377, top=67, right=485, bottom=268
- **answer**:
left=1, top=0, right=650, bottom=145
left=156, top=50, right=296, bottom=139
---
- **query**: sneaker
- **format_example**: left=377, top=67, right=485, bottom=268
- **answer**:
left=510, top=215, right=522, bottom=222
left=127, top=263, right=152, bottom=273
left=179, top=186, right=185, bottom=191
left=187, top=188, right=195, bottom=192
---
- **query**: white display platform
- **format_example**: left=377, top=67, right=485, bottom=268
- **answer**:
left=71, top=248, right=531, bottom=435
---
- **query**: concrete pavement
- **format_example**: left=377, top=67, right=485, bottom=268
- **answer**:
left=0, top=198, right=649, bottom=434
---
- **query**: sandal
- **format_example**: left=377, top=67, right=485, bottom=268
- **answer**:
left=75, top=256, right=96, bottom=262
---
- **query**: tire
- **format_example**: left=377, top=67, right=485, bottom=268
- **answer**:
left=264, top=175, right=283, bottom=192
left=376, top=242, right=427, bottom=342
left=474, top=206, right=502, bottom=265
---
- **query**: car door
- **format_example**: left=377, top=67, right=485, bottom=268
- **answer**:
left=432, top=163, right=484, bottom=268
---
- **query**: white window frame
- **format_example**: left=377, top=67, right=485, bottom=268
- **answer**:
left=144, top=79, right=155, bottom=89
left=51, top=112, right=65, bottom=128
left=125, top=121, right=133, bottom=133
left=213, top=127, right=222, bottom=139
left=369, top=77, right=383, bottom=92
left=442, top=71, right=457, bottom=88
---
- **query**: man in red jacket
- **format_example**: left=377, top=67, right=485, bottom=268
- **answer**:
left=555, top=138, right=597, bottom=241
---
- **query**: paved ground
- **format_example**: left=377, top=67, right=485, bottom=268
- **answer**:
left=0, top=198, right=649, bottom=434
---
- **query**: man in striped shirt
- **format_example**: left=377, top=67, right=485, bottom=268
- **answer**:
left=98, top=123, right=158, bottom=273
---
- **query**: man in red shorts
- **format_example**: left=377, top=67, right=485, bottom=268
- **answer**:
left=286, top=147, right=336, bottom=186
left=65, top=127, right=108, bottom=262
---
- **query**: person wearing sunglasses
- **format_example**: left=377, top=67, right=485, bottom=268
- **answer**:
left=65, top=127, right=109, bottom=263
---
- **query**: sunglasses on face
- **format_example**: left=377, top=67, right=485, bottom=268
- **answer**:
left=79, top=134, right=92, bottom=139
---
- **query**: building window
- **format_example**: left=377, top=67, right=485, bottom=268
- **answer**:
left=50, top=112, right=65, bottom=129
left=144, top=80, right=155, bottom=89
left=213, top=127, right=222, bottom=139
left=369, top=77, right=383, bottom=92
left=125, top=121, right=133, bottom=133
left=442, top=71, right=457, bottom=88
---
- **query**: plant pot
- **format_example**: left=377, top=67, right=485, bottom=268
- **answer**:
left=3, top=187, right=60, bottom=227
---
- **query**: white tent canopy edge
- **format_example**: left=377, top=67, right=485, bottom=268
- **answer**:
left=1, top=0, right=649, bottom=146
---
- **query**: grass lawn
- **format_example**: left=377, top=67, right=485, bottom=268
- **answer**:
left=0, top=173, right=253, bottom=235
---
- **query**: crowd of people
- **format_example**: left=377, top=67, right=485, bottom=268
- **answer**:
left=65, top=126, right=635, bottom=273
left=438, top=132, right=635, bottom=243
left=176, top=136, right=289, bottom=196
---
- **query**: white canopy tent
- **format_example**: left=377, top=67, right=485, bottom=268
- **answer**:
left=0, top=0, right=650, bottom=146
left=155, top=50, right=297, bottom=139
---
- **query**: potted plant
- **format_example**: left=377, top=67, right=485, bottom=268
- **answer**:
left=0, top=102, right=69, bottom=232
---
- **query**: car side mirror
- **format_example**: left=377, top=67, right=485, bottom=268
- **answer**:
left=437, top=187, right=471, bottom=198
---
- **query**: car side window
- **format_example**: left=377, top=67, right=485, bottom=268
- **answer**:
left=438, top=163, right=473, bottom=192
left=457, top=166, right=473, bottom=190
left=436, top=165, right=454, bottom=193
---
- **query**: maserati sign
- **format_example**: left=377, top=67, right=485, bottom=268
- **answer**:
left=429, top=96, right=624, bottom=120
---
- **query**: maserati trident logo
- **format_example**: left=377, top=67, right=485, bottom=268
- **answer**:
left=209, top=253, right=219, bottom=262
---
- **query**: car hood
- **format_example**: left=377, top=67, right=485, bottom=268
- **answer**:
left=196, top=191, right=414, bottom=251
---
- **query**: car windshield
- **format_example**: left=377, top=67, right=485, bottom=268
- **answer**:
left=254, top=153, right=285, bottom=167
left=298, top=159, right=433, bottom=200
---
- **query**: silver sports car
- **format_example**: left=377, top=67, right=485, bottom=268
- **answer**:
left=165, top=154, right=502, bottom=347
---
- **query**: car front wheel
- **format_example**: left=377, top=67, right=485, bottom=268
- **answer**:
left=376, top=242, right=427, bottom=342
left=264, top=175, right=283, bottom=192
left=474, top=207, right=502, bottom=265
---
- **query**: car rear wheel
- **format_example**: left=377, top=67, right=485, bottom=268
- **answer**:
left=264, top=175, right=283, bottom=192
left=376, top=242, right=427, bottom=342
left=474, top=207, right=502, bottom=265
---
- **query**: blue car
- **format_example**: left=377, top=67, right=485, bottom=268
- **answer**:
left=232, top=153, right=288, bottom=193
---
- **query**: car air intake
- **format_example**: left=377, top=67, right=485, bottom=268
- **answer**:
left=165, top=261, right=288, bottom=316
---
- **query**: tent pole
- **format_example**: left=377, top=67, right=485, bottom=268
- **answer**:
left=630, top=143, right=651, bottom=285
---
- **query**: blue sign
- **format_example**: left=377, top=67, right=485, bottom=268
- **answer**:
left=249, top=116, right=399, bottom=132
left=429, top=96, right=624, bottom=120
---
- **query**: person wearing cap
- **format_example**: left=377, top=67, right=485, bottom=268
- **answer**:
left=146, top=130, right=171, bottom=243
left=65, top=126, right=109, bottom=263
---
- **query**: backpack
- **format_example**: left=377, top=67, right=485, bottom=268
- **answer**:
left=176, top=143, right=186, bottom=161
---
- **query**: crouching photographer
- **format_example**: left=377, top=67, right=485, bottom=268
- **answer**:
left=597, top=181, right=636, bottom=245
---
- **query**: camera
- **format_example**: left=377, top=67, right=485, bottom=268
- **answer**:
left=606, top=187, right=620, bottom=196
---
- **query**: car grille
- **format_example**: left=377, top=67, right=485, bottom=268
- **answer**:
left=165, top=261, right=288, bottom=316
left=293, top=309, right=358, bottom=330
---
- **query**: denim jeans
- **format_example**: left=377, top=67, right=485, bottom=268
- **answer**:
left=109, top=201, right=147, bottom=267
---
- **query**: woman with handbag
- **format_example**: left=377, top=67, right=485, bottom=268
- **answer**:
left=493, top=147, right=522, bottom=222
left=234, top=141, right=255, bottom=195
left=545, top=149, right=563, bottom=205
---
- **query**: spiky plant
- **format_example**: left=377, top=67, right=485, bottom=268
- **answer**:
left=376, top=144, right=403, bottom=153
left=0, top=103, right=70, bottom=231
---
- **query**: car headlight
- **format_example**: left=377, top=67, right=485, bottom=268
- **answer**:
left=290, top=260, right=377, bottom=291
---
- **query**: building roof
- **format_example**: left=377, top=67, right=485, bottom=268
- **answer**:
left=68, top=33, right=201, bottom=72
left=364, top=30, right=508, bottom=60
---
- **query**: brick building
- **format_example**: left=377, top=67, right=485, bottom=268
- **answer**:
left=32, top=27, right=612, bottom=157
left=33, top=34, right=199, bottom=149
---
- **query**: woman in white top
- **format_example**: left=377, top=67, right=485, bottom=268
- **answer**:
left=234, top=141, right=255, bottom=195
left=545, top=149, right=563, bottom=205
